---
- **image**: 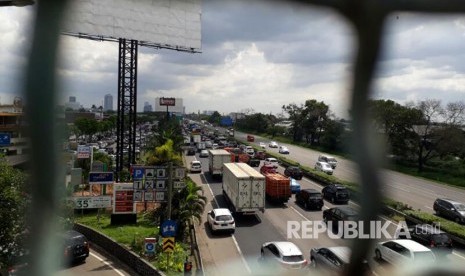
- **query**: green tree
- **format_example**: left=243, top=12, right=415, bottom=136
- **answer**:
left=208, top=111, right=222, bottom=125
left=74, top=117, right=99, bottom=142
left=0, top=158, right=29, bottom=268
left=145, top=139, right=182, bottom=166
left=301, top=99, right=329, bottom=145
left=282, top=103, right=305, bottom=142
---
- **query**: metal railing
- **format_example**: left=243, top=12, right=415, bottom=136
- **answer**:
left=21, top=1, right=465, bottom=275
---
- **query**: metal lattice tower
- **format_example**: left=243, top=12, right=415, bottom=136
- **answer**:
left=116, top=38, right=138, bottom=176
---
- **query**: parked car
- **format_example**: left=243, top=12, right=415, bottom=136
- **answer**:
left=322, top=184, right=350, bottom=204
left=61, top=230, right=90, bottom=264
left=318, top=155, right=338, bottom=169
left=207, top=208, right=235, bottom=234
left=315, top=161, right=333, bottom=175
left=199, top=150, right=209, bottom=158
left=264, top=157, right=279, bottom=168
left=278, top=146, right=289, bottom=154
left=259, top=142, right=266, bottom=149
left=186, top=147, right=196, bottom=156
left=189, top=160, right=202, bottom=173
left=268, top=141, right=279, bottom=148
left=323, top=206, right=359, bottom=233
left=284, top=166, right=303, bottom=180
left=397, top=224, right=453, bottom=257
left=375, top=239, right=436, bottom=266
left=290, top=178, right=301, bottom=194
left=310, top=246, right=370, bottom=274
left=260, top=241, right=307, bottom=270
left=433, top=198, right=465, bottom=224
left=296, top=189, right=323, bottom=210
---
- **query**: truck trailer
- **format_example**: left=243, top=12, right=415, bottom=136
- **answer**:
left=208, top=149, right=231, bottom=178
left=222, top=163, right=266, bottom=215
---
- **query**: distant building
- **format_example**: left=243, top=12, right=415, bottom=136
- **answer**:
left=143, top=102, right=153, bottom=112
left=104, top=94, right=113, bottom=111
left=65, top=96, right=81, bottom=110
left=203, top=110, right=215, bottom=116
left=154, top=97, right=184, bottom=115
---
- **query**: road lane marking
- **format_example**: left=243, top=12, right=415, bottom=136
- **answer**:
left=204, top=179, right=252, bottom=274
left=90, top=252, right=126, bottom=276
left=424, top=206, right=433, bottom=210
left=453, top=252, right=465, bottom=260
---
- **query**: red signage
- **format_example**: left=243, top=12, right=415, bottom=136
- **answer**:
left=159, top=97, right=176, bottom=106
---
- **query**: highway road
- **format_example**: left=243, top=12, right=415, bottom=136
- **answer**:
left=233, top=131, right=465, bottom=214
left=54, top=246, right=137, bottom=276
left=185, top=151, right=465, bottom=275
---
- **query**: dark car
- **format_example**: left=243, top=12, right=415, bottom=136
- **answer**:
left=322, top=184, right=350, bottom=204
left=310, top=246, right=370, bottom=274
left=186, top=147, right=196, bottom=156
left=296, top=189, right=323, bottom=210
left=433, top=198, right=465, bottom=224
left=255, top=151, right=266, bottom=160
left=402, top=224, right=453, bottom=257
left=284, top=166, right=303, bottom=180
left=247, top=158, right=260, bottom=167
left=62, top=230, right=90, bottom=264
left=323, top=206, right=359, bottom=233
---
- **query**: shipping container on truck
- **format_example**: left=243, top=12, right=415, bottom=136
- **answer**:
left=222, top=163, right=266, bottom=215
left=263, top=172, right=291, bottom=204
left=192, top=134, right=201, bottom=144
left=208, top=149, right=231, bottom=178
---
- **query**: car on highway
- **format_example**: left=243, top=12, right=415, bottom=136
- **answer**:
left=199, top=149, right=209, bottom=158
left=264, top=157, right=279, bottom=168
left=268, top=141, right=279, bottom=148
left=284, top=166, right=303, bottom=180
left=207, top=208, right=235, bottom=234
left=247, top=158, right=260, bottom=167
left=62, top=230, right=90, bottom=264
left=255, top=150, right=266, bottom=160
left=375, top=239, right=436, bottom=266
left=318, top=155, right=338, bottom=169
left=314, top=161, right=333, bottom=175
left=247, top=135, right=255, bottom=142
left=397, top=224, right=453, bottom=257
left=433, top=198, right=465, bottom=224
left=260, top=241, right=307, bottom=270
left=310, top=246, right=371, bottom=274
left=186, top=147, right=196, bottom=156
left=245, top=146, right=255, bottom=157
left=278, top=146, right=289, bottom=154
left=290, top=178, right=301, bottom=194
left=189, top=160, right=202, bottom=173
left=259, top=142, right=266, bottom=149
left=260, top=164, right=277, bottom=174
left=323, top=206, right=359, bottom=233
left=322, top=184, right=350, bottom=204
left=296, top=189, right=323, bottom=210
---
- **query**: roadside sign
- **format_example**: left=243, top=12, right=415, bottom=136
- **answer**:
left=91, top=161, right=105, bottom=172
left=162, top=237, right=175, bottom=253
left=89, top=172, right=114, bottom=184
left=77, top=145, right=91, bottom=159
left=133, top=167, right=145, bottom=180
left=159, top=97, right=176, bottom=106
left=113, top=183, right=135, bottom=214
left=161, top=220, right=177, bottom=237
left=145, top=238, right=157, bottom=255
left=173, top=181, right=186, bottom=189
left=71, top=196, right=112, bottom=209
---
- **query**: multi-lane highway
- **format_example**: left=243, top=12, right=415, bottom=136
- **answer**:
left=186, top=150, right=465, bottom=275
left=233, top=131, right=465, bottom=214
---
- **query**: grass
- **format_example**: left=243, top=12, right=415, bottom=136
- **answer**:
left=391, top=163, right=465, bottom=188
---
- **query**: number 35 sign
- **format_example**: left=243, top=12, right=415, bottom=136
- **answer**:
left=71, top=196, right=112, bottom=209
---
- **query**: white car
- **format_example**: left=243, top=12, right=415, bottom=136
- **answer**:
left=189, top=160, right=202, bottom=173
left=260, top=241, right=307, bottom=270
left=278, top=146, right=289, bottom=154
left=264, top=157, right=279, bottom=168
left=199, top=149, right=209, bottom=158
left=269, top=141, right=278, bottom=148
left=207, top=208, right=235, bottom=234
left=259, top=142, right=266, bottom=149
left=245, top=146, right=255, bottom=157
left=375, top=239, right=436, bottom=267
left=314, top=161, right=333, bottom=175
left=318, top=155, right=338, bottom=169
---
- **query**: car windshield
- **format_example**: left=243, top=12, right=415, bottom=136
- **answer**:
left=413, top=252, right=435, bottom=263
left=454, top=204, right=465, bottom=211
left=216, top=215, right=232, bottom=221
left=282, top=255, right=304, bottom=262
left=432, top=234, right=450, bottom=243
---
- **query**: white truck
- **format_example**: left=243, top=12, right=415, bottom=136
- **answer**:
left=196, top=141, right=206, bottom=152
left=208, top=149, right=231, bottom=178
left=192, top=134, right=201, bottom=144
left=222, top=163, right=266, bottom=215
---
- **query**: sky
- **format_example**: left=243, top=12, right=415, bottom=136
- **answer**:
left=1, top=1, right=465, bottom=119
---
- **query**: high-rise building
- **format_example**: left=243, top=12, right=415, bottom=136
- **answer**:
left=65, top=96, right=81, bottom=110
left=69, top=96, right=76, bottom=103
left=143, top=102, right=153, bottom=112
left=104, top=94, right=113, bottom=111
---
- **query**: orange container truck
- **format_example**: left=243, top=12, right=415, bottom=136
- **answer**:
left=264, top=173, right=291, bottom=204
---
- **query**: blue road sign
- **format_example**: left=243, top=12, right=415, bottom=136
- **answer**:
left=146, top=243, right=154, bottom=251
left=161, top=220, right=177, bottom=237
left=133, top=168, right=145, bottom=180
left=89, top=172, right=114, bottom=184
left=0, top=133, right=11, bottom=147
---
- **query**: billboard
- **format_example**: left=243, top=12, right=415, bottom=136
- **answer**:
left=63, top=0, right=201, bottom=50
